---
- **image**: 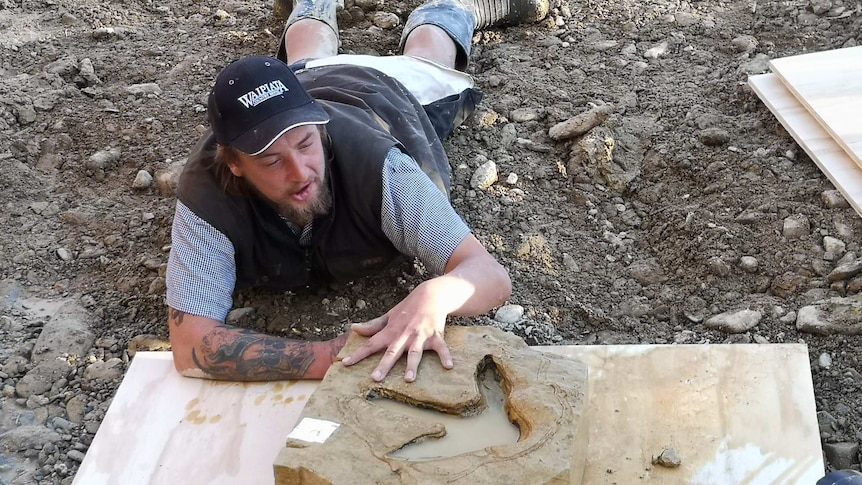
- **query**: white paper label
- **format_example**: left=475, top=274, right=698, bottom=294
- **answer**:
left=287, top=417, right=340, bottom=444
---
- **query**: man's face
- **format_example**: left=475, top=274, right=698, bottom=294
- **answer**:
left=228, top=125, right=330, bottom=227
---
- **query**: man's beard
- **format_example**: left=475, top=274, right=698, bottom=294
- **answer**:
left=276, top=177, right=332, bottom=228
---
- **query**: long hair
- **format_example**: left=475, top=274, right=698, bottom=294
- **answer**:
left=211, top=125, right=331, bottom=197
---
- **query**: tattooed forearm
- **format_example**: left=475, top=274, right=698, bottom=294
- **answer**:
left=191, top=326, right=316, bottom=381
left=169, top=308, right=186, bottom=327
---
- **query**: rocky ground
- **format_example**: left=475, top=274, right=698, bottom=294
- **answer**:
left=2, top=0, right=862, bottom=483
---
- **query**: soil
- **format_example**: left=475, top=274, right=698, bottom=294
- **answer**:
left=1, top=0, right=861, bottom=483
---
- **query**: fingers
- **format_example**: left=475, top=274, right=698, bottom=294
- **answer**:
left=341, top=309, right=452, bottom=382
left=404, top=344, right=424, bottom=382
left=371, top=341, right=407, bottom=382
left=341, top=316, right=389, bottom=367
left=377, top=332, right=452, bottom=383
left=350, top=315, right=387, bottom=336
left=429, top=335, right=454, bottom=370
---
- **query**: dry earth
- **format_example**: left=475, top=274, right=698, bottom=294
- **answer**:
left=2, top=0, right=862, bottom=483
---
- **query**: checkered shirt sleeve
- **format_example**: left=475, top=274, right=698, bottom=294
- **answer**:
left=380, top=147, right=471, bottom=274
left=166, top=201, right=236, bottom=322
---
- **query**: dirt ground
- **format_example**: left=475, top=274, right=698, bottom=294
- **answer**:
left=1, top=0, right=862, bottom=482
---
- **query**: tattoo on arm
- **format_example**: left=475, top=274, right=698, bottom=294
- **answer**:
left=169, top=308, right=185, bottom=327
left=191, top=326, right=316, bottom=381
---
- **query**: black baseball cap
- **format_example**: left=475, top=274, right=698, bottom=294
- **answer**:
left=207, top=56, right=329, bottom=156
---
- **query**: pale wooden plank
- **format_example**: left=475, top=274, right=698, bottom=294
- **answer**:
left=540, top=344, right=823, bottom=484
left=72, top=352, right=319, bottom=485
left=73, top=346, right=823, bottom=484
left=769, top=46, right=862, bottom=168
left=748, top=73, right=862, bottom=218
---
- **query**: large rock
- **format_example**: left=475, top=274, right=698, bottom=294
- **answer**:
left=16, top=359, right=73, bottom=398
left=796, top=295, right=862, bottom=335
left=30, top=301, right=95, bottom=364
left=704, top=309, right=762, bottom=333
left=274, top=326, right=588, bottom=484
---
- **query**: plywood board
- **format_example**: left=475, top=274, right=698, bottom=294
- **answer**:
left=72, top=352, right=319, bottom=485
left=540, top=344, right=823, bottom=484
left=769, top=46, right=862, bottom=168
left=748, top=73, right=862, bottom=218
left=73, top=345, right=823, bottom=484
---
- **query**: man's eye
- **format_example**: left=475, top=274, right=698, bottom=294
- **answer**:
left=266, top=159, right=280, bottom=167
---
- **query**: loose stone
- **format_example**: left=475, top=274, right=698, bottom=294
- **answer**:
left=771, top=272, right=807, bottom=298
left=132, top=170, right=153, bottom=189
left=125, top=83, right=162, bottom=96
left=562, top=253, right=579, bottom=272
left=548, top=104, right=613, bottom=141
left=698, top=128, right=730, bottom=146
left=821, top=190, right=850, bottom=208
left=226, top=307, right=256, bottom=325
left=370, top=11, right=399, bottom=28
left=822, top=442, right=860, bottom=470
left=86, top=148, right=121, bottom=170
left=66, top=450, right=86, bottom=463
left=782, top=214, right=810, bottom=239
left=510, top=108, right=538, bottom=122
left=57, top=248, right=73, bottom=261
left=739, top=256, right=758, bottom=273
left=823, top=236, right=846, bottom=256
left=796, top=295, right=862, bottom=335
left=470, top=161, right=498, bottom=190
left=83, top=359, right=125, bottom=382
left=707, top=256, right=731, bottom=277
left=731, top=35, right=758, bottom=53
left=652, top=447, right=681, bottom=468
left=704, top=309, right=762, bottom=333
left=494, top=304, right=525, bottom=324
left=675, top=12, right=699, bottom=26
left=643, top=41, right=668, bottom=59
left=827, top=258, right=862, bottom=283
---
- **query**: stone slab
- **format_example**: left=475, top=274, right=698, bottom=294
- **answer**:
left=72, top=343, right=823, bottom=484
left=542, top=344, right=824, bottom=484
left=273, top=326, right=589, bottom=484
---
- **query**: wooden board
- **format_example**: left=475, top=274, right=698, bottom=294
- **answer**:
left=769, top=46, right=862, bottom=168
left=541, top=344, right=823, bottom=484
left=73, top=345, right=823, bottom=484
left=71, top=352, right=319, bottom=485
left=748, top=73, right=862, bottom=218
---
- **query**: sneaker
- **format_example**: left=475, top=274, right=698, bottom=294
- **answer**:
left=468, top=0, right=550, bottom=29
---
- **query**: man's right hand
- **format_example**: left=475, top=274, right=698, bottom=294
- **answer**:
left=168, top=307, right=347, bottom=381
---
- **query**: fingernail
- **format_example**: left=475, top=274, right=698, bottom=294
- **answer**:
left=445, top=360, right=453, bottom=368
left=405, top=371, right=414, bottom=381
left=372, top=370, right=382, bottom=381
left=342, top=357, right=352, bottom=365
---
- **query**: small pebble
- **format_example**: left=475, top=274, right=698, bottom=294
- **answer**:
left=494, top=304, right=525, bottom=324
left=643, top=41, right=668, bottom=59
left=731, top=35, right=758, bottom=53
left=739, top=256, right=758, bottom=273
left=470, top=160, right=498, bottom=190
left=133, top=170, right=153, bottom=189
left=652, top=447, right=681, bottom=468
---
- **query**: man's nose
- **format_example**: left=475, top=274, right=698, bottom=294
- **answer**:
left=281, top=153, right=311, bottom=182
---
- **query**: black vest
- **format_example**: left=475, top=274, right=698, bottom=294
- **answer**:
left=176, top=64, right=451, bottom=291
